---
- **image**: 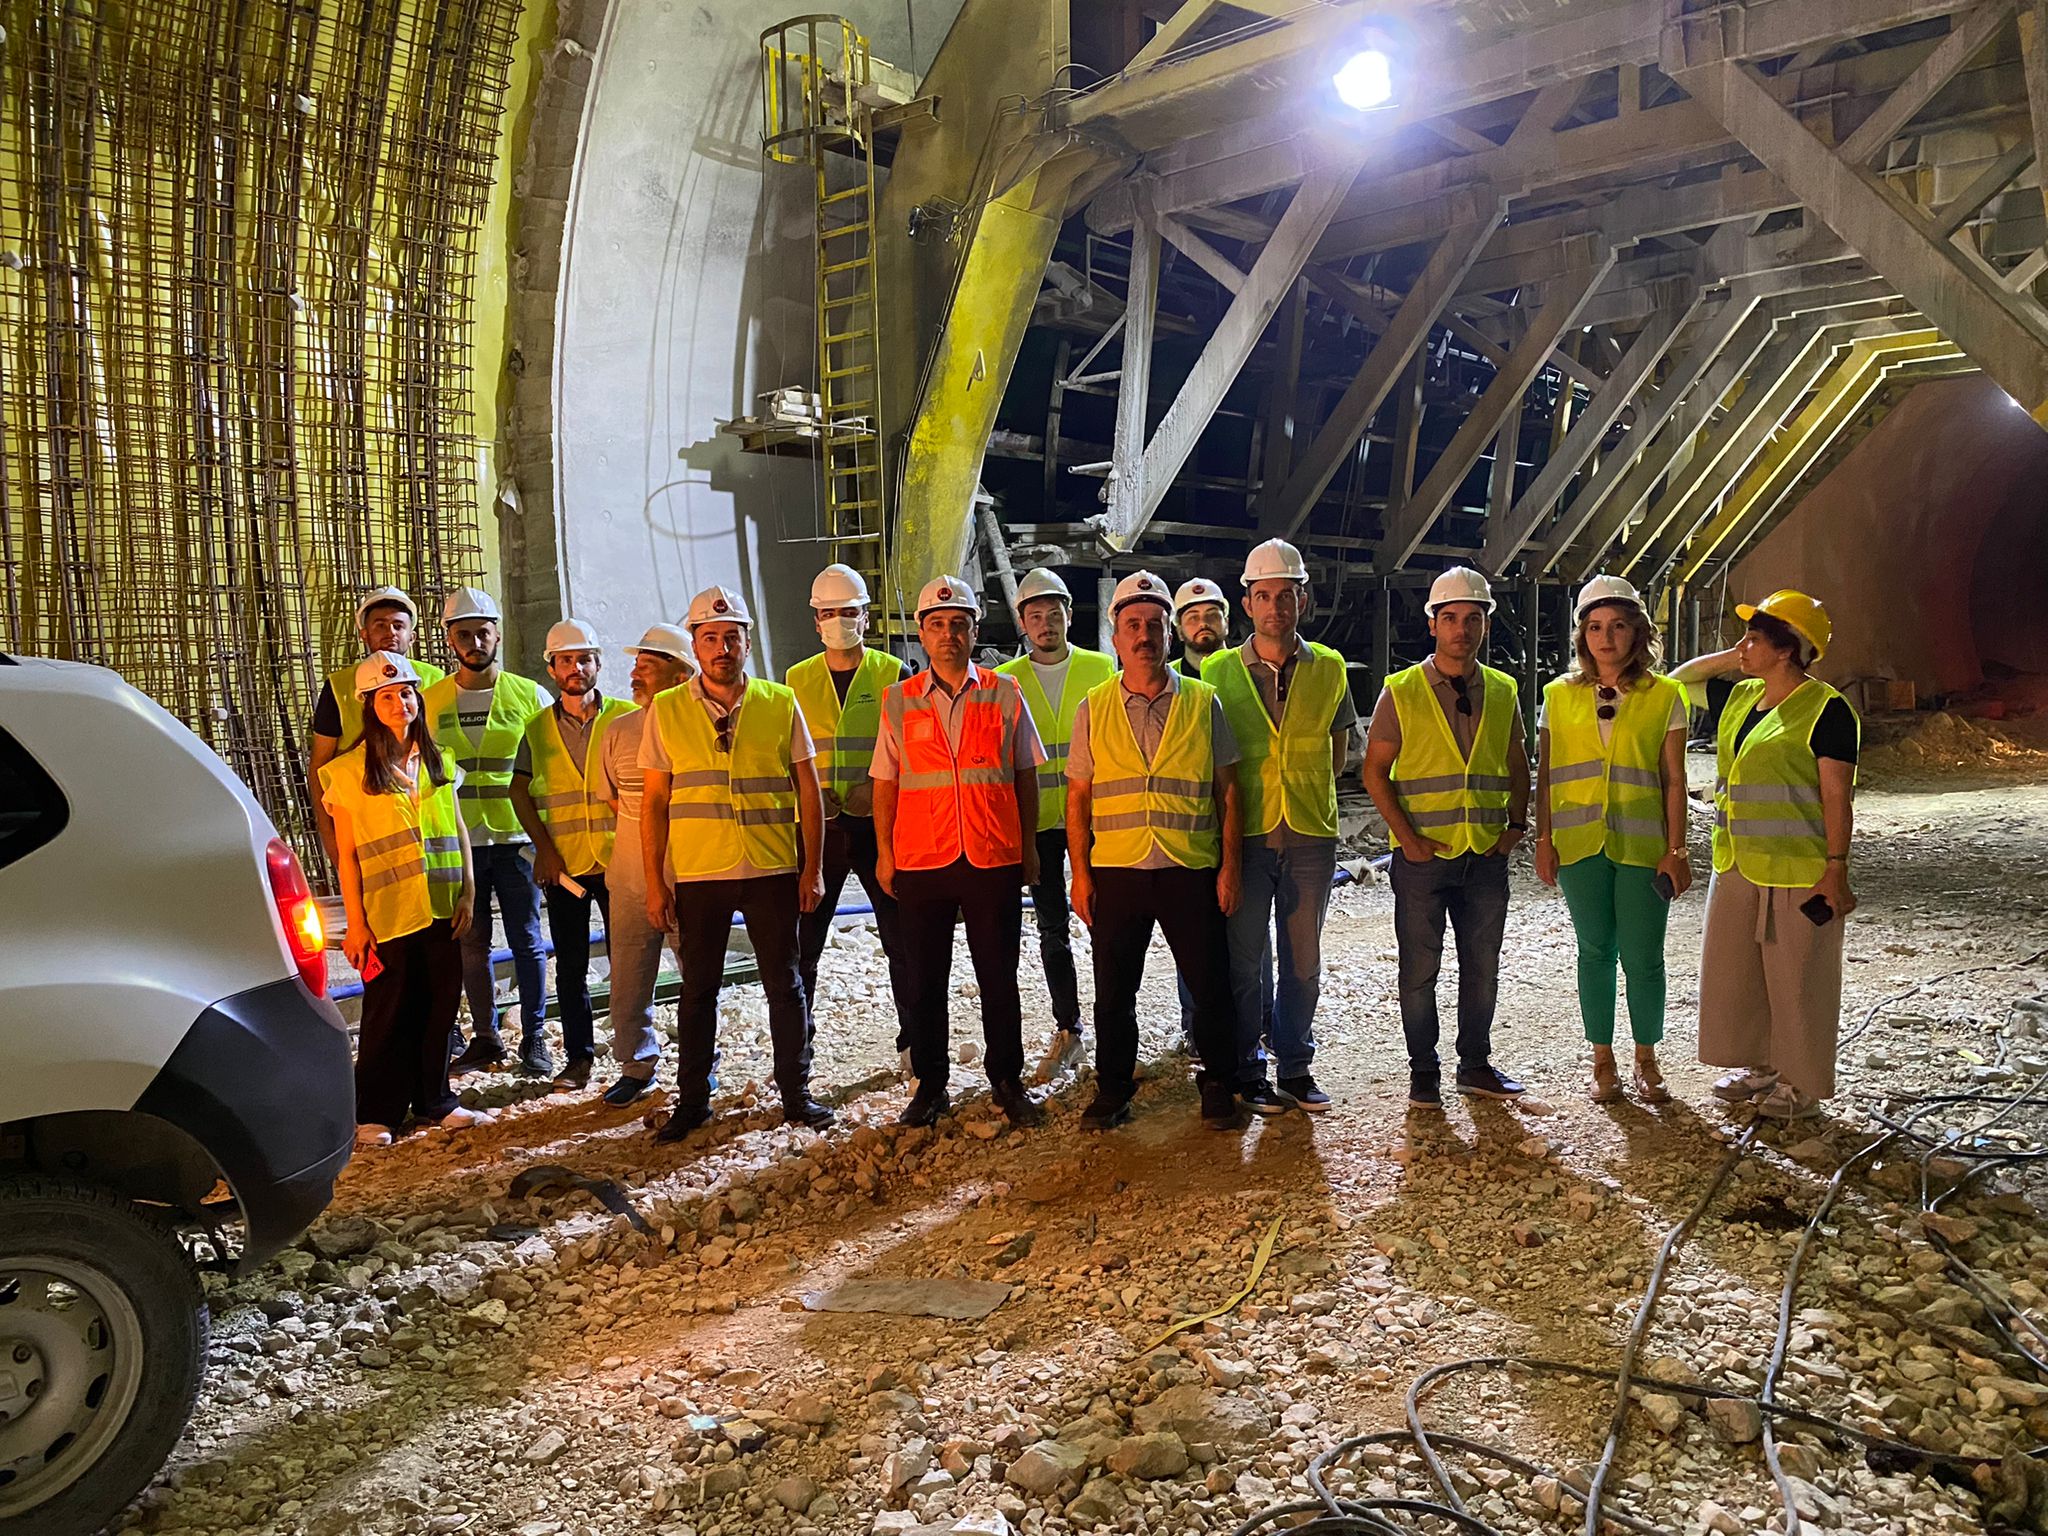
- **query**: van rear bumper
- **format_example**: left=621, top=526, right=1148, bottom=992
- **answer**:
left=134, top=977, right=355, bottom=1272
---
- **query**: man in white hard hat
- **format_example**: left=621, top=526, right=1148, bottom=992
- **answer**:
left=1172, top=577, right=1231, bottom=679
left=585, top=624, right=695, bottom=1106
left=872, top=577, right=1048, bottom=1129
left=1362, top=566, right=1531, bottom=1109
left=1066, top=571, right=1244, bottom=1130
left=511, top=620, right=638, bottom=1092
left=640, top=587, right=833, bottom=1139
left=425, top=586, right=554, bottom=1079
left=996, top=567, right=1117, bottom=1085
left=1204, top=538, right=1357, bottom=1115
left=308, top=586, right=447, bottom=874
left=785, top=563, right=914, bottom=1078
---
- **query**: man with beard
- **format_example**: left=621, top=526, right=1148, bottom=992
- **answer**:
left=1172, top=577, right=1230, bottom=679
left=1065, top=571, right=1243, bottom=1131
left=587, top=624, right=694, bottom=1105
left=425, top=586, right=553, bottom=1078
left=512, top=619, right=638, bottom=1091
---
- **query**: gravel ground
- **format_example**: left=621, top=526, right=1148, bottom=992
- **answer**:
left=113, top=754, right=2048, bottom=1536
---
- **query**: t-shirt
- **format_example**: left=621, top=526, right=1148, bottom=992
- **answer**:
left=636, top=677, right=816, bottom=883
left=311, top=680, right=343, bottom=739
left=594, top=709, right=651, bottom=822
left=1536, top=680, right=1688, bottom=748
left=1067, top=672, right=1240, bottom=871
left=1707, top=677, right=1859, bottom=764
left=868, top=664, right=1046, bottom=780
left=1367, top=658, right=1527, bottom=762
left=1029, top=653, right=1073, bottom=717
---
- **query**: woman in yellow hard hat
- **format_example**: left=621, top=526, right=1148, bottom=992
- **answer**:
left=1534, top=577, right=1692, bottom=1105
left=320, top=653, right=494, bottom=1147
left=1670, top=591, right=1859, bottom=1121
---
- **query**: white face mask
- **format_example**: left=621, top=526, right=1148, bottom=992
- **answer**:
left=818, top=615, right=863, bottom=651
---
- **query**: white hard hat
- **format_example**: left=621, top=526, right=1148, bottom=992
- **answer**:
left=354, top=650, right=424, bottom=698
left=543, top=618, right=602, bottom=659
left=915, top=575, right=980, bottom=619
left=810, top=563, right=871, bottom=608
left=1014, top=567, right=1072, bottom=606
left=1574, top=574, right=1646, bottom=622
left=1110, top=570, right=1174, bottom=615
left=1424, top=566, right=1496, bottom=616
left=624, top=622, right=693, bottom=660
left=442, top=585, right=502, bottom=625
left=1172, top=577, right=1228, bottom=619
left=1241, top=538, right=1309, bottom=586
left=354, top=586, right=417, bottom=627
left=686, top=586, right=753, bottom=628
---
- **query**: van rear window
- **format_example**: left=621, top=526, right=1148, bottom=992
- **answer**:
left=0, top=724, right=67, bottom=869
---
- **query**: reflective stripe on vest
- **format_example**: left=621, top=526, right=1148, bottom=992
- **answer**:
left=997, top=647, right=1117, bottom=831
left=1543, top=673, right=1682, bottom=869
left=525, top=697, right=637, bottom=876
left=318, top=747, right=463, bottom=942
left=326, top=657, right=446, bottom=749
left=1202, top=642, right=1348, bottom=839
left=884, top=669, right=1023, bottom=870
left=1084, top=675, right=1220, bottom=870
left=1712, top=677, right=1855, bottom=888
left=424, top=673, right=547, bottom=838
left=649, top=679, right=799, bottom=878
left=786, top=647, right=901, bottom=815
left=1387, top=663, right=1519, bottom=857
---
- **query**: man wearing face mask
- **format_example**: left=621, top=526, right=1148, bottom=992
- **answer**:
left=425, top=586, right=553, bottom=1078
left=1173, top=577, right=1231, bottom=679
left=786, top=564, right=914, bottom=1077
left=512, top=620, right=638, bottom=1092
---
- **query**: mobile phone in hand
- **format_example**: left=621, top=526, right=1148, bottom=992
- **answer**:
left=1800, top=893, right=1835, bottom=926
left=1653, top=871, right=1676, bottom=902
left=359, top=947, right=385, bottom=982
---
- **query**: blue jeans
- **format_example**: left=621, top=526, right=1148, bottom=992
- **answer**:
left=1225, top=836, right=1337, bottom=1083
left=1390, top=850, right=1510, bottom=1076
left=459, top=843, right=549, bottom=1048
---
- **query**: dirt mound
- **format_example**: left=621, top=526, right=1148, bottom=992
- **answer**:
left=1862, top=710, right=2047, bottom=782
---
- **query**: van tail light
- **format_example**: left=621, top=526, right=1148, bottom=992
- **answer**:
left=265, top=838, right=329, bottom=997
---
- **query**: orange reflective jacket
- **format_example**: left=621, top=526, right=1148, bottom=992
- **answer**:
left=884, top=668, right=1024, bottom=871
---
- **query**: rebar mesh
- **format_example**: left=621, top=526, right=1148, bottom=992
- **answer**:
left=0, top=0, right=517, bottom=874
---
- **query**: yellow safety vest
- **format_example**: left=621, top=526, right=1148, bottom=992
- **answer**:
left=1204, top=642, right=1348, bottom=839
left=319, top=748, right=463, bottom=943
left=997, top=647, right=1118, bottom=831
left=1387, top=663, right=1518, bottom=857
left=1083, top=676, right=1220, bottom=869
left=1543, top=673, right=1683, bottom=868
left=786, top=648, right=902, bottom=816
left=649, top=678, right=799, bottom=879
left=523, top=697, right=637, bottom=877
left=326, top=657, right=445, bottom=748
left=423, top=673, right=548, bottom=839
left=1712, top=677, right=1855, bottom=888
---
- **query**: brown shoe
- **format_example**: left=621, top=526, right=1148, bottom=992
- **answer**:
left=1632, top=1049, right=1673, bottom=1105
left=1590, top=1052, right=1623, bottom=1104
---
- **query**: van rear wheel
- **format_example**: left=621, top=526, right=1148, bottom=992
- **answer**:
left=0, top=1179, right=207, bottom=1536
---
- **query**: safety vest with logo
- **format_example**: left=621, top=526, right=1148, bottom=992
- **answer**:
left=786, top=647, right=902, bottom=817
left=997, top=647, right=1117, bottom=831
left=884, top=667, right=1024, bottom=871
left=649, top=679, right=800, bottom=880
left=1543, top=673, right=1684, bottom=868
left=1203, top=642, right=1349, bottom=839
left=524, top=697, right=637, bottom=877
left=326, top=657, right=445, bottom=748
left=1712, top=677, right=1855, bottom=888
left=424, top=673, right=548, bottom=839
left=1082, top=675, right=1221, bottom=870
left=319, top=748, right=464, bottom=943
left=1387, top=663, right=1519, bottom=857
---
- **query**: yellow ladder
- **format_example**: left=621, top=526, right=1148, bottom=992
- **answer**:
left=761, top=16, right=890, bottom=626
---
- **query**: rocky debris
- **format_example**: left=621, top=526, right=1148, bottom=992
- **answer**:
left=1131, top=1385, right=1272, bottom=1447
left=1705, top=1396, right=1764, bottom=1444
left=1065, top=1475, right=1129, bottom=1523
left=1004, top=1440, right=1087, bottom=1495
left=1107, top=1430, right=1189, bottom=1479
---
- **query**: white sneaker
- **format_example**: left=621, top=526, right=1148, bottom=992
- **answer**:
left=1033, top=1028, right=1086, bottom=1085
left=439, top=1106, right=496, bottom=1131
left=354, top=1124, right=395, bottom=1149
left=1754, top=1084, right=1821, bottom=1120
left=1711, top=1068, right=1779, bottom=1102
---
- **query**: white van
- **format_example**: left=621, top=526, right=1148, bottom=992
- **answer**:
left=0, top=655, right=355, bottom=1535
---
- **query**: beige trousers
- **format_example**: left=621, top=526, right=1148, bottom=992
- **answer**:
left=1696, top=865, right=1845, bottom=1098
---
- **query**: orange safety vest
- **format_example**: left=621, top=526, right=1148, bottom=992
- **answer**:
left=883, top=667, right=1024, bottom=871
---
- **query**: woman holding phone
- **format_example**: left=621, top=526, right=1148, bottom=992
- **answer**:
left=1670, top=591, right=1858, bottom=1121
left=321, top=652, right=493, bottom=1146
left=1535, top=577, right=1691, bottom=1104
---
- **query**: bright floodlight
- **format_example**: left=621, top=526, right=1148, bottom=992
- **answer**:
left=1333, top=48, right=1393, bottom=111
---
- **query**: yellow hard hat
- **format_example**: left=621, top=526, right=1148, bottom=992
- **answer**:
left=1736, top=589, right=1832, bottom=661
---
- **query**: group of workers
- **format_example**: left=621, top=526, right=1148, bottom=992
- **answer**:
left=312, top=538, right=1858, bottom=1148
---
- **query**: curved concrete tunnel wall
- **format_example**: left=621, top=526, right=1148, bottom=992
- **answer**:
left=1732, top=376, right=2048, bottom=700
left=549, top=0, right=964, bottom=678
